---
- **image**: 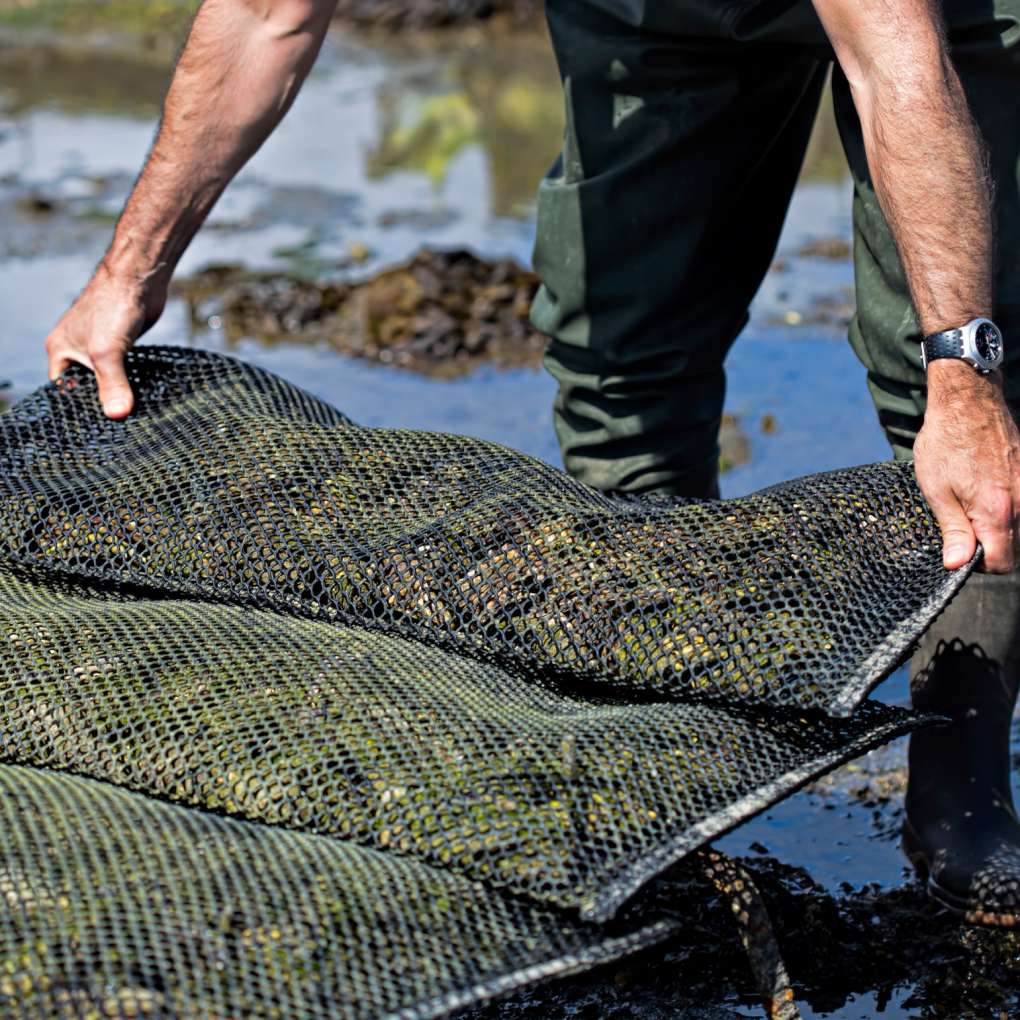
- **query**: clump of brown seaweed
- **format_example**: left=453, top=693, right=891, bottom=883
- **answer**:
left=174, top=249, right=545, bottom=378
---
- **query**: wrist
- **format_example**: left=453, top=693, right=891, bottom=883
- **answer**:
left=920, top=308, right=994, bottom=338
left=99, top=245, right=171, bottom=296
left=925, top=358, right=1004, bottom=407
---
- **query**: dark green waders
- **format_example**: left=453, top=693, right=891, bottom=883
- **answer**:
left=532, top=0, right=1020, bottom=921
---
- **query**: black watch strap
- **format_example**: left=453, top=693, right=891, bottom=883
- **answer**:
left=922, top=329, right=964, bottom=365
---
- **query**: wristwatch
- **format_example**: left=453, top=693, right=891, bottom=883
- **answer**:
left=920, top=317, right=1004, bottom=374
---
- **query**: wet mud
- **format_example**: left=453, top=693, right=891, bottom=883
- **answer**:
left=364, top=32, right=564, bottom=218
left=469, top=851, right=1020, bottom=1020
left=0, top=178, right=130, bottom=259
left=175, top=249, right=546, bottom=378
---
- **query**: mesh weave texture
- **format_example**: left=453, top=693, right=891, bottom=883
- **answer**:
left=0, top=347, right=969, bottom=1018
left=0, top=347, right=968, bottom=716
left=0, top=763, right=679, bottom=1020
left=0, top=566, right=918, bottom=923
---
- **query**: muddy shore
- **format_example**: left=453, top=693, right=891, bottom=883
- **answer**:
left=476, top=739, right=1020, bottom=1019
left=473, top=851, right=1020, bottom=1020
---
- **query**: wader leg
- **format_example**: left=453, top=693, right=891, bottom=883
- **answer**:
left=533, top=0, right=828, bottom=497
left=905, top=573, right=1020, bottom=924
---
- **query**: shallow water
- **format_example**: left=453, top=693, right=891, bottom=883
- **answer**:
left=0, top=19, right=1006, bottom=1019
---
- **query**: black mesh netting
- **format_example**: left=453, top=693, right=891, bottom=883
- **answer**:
left=0, top=347, right=971, bottom=1018
left=0, top=763, right=679, bottom=1019
left=0, top=347, right=968, bottom=716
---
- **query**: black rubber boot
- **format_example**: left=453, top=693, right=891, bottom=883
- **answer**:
left=904, top=571, right=1020, bottom=926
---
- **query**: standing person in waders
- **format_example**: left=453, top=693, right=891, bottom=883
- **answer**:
left=43, top=0, right=1020, bottom=925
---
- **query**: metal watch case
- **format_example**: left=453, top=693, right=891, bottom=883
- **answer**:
left=920, top=317, right=1004, bottom=374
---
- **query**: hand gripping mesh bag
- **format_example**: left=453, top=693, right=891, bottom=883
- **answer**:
left=0, top=347, right=969, bottom=1019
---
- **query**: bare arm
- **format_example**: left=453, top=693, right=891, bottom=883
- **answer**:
left=45, top=0, right=338, bottom=417
left=814, top=0, right=1020, bottom=573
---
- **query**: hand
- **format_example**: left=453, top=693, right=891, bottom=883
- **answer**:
left=44, top=261, right=168, bottom=419
left=914, top=361, right=1020, bottom=573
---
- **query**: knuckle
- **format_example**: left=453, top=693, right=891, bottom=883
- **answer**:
left=986, top=491, right=1015, bottom=528
left=89, top=340, right=121, bottom=358
left=942, top=524, right=971, bottom=539
left=922, top=483, right=953, bottom=509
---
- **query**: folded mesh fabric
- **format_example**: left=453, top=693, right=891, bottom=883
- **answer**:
left=0, top=347, right=968, bottom=1018
left=0, top=346, right=970, bottom=716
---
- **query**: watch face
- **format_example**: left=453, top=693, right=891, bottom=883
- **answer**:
left=976, top=322, right=1003, bottom=364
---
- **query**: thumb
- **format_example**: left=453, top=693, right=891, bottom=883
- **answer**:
left=91, top=345, right=134, bottom=420
left=929, top=488, right=977, bottom=570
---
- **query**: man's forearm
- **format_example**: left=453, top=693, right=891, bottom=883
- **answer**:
left=812, top=0, right=1020, bottom=574
left=816, top=0, right=993, bottom=339
left=105, top=0, right=337, bottom=287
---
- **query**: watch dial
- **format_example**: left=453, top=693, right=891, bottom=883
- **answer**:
left=976, top=322, right=1003, bottom=364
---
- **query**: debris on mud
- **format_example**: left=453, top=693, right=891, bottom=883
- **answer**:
left=719, top=413, right=751, bottom=475
left=795, top=237, right=852, bottom=261
left=809, top=744, right=910, bottom=842
left=14, top=194, right=57, bottom=216
left=174, top=249, right=546, bottom=379
left=770, top=286, right=856, bottom=331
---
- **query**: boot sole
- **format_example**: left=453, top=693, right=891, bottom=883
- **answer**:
left=902, top=826, right=1020, bottom=928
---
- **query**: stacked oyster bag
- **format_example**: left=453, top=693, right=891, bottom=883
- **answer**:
left=0, top=347, right=967, bottom=1018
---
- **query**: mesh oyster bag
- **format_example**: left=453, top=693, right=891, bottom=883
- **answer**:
left=0, top=347, right=968, bottom=716
left=0, top=763, right=681, bottom=1020
left=0, top=346, right=969, bottom=1018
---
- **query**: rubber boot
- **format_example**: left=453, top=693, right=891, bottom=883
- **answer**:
left=904, top=571, right=1020, bottom=926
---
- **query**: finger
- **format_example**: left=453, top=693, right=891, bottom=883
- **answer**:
left=927, top=487, right=978, bottom=570
left=46, top=335, right=93, bottom=382
left=48, top=352, right=70, bottom=382
left=972, top=493, right=1016, bottom=574
left=91, top=345, right=134, bottom=419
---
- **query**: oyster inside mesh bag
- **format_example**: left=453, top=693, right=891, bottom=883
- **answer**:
left=0, top=347, right=971, bottom=716
left=0, top=566, right=920, bottom=923
left=0, top=763, right=682, bottom=1020
left=0, top=348, right=968, bottom=1018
